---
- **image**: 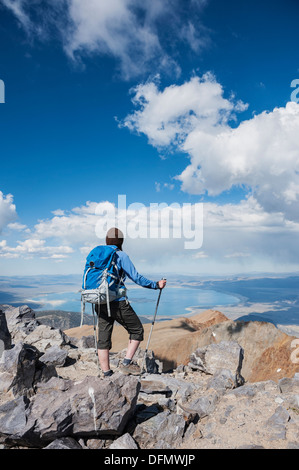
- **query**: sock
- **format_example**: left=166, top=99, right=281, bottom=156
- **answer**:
left=123, top=358, right=132, bottom=366
left=103, top=369, right=113, bottom=377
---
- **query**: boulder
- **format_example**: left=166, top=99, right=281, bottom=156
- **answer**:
left=24, top=324, right=70, bottom=352
left=0, top=342, right=57, bottom=397
left=189, top=340, right=244, bottom=385
left=133, top=410, right=186, bottom=449
left=4, top=305, right=40, bottom=344
left=3, top=305, right=70, bottom=354
left=0, top=373, right=140, bottom=446
left=69, top=374, right=140, bottom=437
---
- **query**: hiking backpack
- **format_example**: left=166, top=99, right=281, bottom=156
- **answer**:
left=80, top=245, right=126, bottom=326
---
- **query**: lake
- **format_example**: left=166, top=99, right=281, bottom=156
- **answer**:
left=30, top=285, right=241, bottom=318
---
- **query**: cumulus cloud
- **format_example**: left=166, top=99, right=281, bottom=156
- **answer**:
left=122, top=74, right=299, bottom=222
left=179, top=101, right=299, bottom=222
left=0, top=238, right=74, bottom=260
left=2, top=197, right=299, bottom=273
left=0, top=191, right=17, bottom=233
left=202, top=196, right=299, bottom=263
left=122, top=73, right=247, bottom=146
left=2, top=0, right=209, bottom=79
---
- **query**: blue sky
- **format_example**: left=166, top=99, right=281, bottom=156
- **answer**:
left=0, top=0, right=299, bottom=276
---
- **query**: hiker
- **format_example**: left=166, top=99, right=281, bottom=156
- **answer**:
left=96, top=227, right=166, bottom=377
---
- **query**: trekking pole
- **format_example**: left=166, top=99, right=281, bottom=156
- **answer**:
left=91, top=304, right=100, bottom=369
left=140, top=279, right=166, bottom=374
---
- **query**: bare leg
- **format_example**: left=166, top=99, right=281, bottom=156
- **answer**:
left=98, top=349, right=110, bottom=372
left=125, top=339, right=140, bottom=361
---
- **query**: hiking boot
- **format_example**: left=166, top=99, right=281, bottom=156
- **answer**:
left=119, top=361, right=141, bottom=376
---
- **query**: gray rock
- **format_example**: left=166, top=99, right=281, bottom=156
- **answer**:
left=207, top=368, right=238, bottom=393
left=284, top=394, right=299, bottom=409
left=78, top=335, right=96, bottom=349
left=5, top=305, right=37, bottom=327
left=39, top=345, right=68, bottom=367
left=0, top=309, right=11, bottom=358
left=228, top=380, right=279, bottom=398
left=71, top=374, right=140, bottom=437
left=278, top=376, right=299, bottom=394
left=189, top=341, right=244, bottom=385
left=24, top=324, right=70, bottom=352
left=140, top=375, right=196, bottom=402
left=188, top=346, right=206, bottom=371
left=0, top=395, right=30, bottom=442
left=140, top=377, right=171, bottom=395
left=184, top=391, right=218, bottom=419
left=138, top=392, right=175, bottom=411
left=177, top=401, right=199, bottom=424
left=133, top=410, right=186, bottom=449
left=134, top=404, right=161, bottom=424
left=267, top=405, right=290, bottom=427
left=228, top=383, right=257, bottom=398
left=85, top=438, right=106, bottom=449
left=266, top=405, right=290, bottom=441
left=109, top=433, right=138, bottom=449
left=26, top=373, right=140, bottom=444
left=44, top=437, right=82, bottom=449
left=183, top=422, right=200, bottom=441
left=5, top=305, right=40, bottom=343
left=0, top=342, right=57, bottom=397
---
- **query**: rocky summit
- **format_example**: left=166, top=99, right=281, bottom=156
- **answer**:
left=0, top=304, right=298, bottom=449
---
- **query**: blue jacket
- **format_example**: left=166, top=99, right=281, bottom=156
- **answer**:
left=113, top=246, right=158, bottom=300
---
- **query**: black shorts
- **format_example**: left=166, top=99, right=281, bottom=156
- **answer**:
left=96, top=300, right=144, bottom=350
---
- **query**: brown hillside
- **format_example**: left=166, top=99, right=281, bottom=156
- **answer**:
left=64, top=309, right=299, bottom=382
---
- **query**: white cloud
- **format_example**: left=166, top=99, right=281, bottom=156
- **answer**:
left=0, top=191, right=17, bottom=233
left=0, top=238, right=74, bottom=259
left=51, top=209, right=65, bottom=216
left=1, top=0, right=31, bottom=29
left=122, top=74, right=244, bottom=147
left=1, top=196, right=299, bottom=274
left=122, top=74, right=299, bottom=222
left=179, top=101, right=299, bottom=222
left=2, top=0, right=209, bottom=79
left=64, top=0, right=169, bottom=79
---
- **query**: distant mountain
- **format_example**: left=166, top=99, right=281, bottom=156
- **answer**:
left=35, top=310, right=93, bottom=330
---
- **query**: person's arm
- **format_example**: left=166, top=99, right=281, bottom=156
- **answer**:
left=118, top=252, right=159, bottom=289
